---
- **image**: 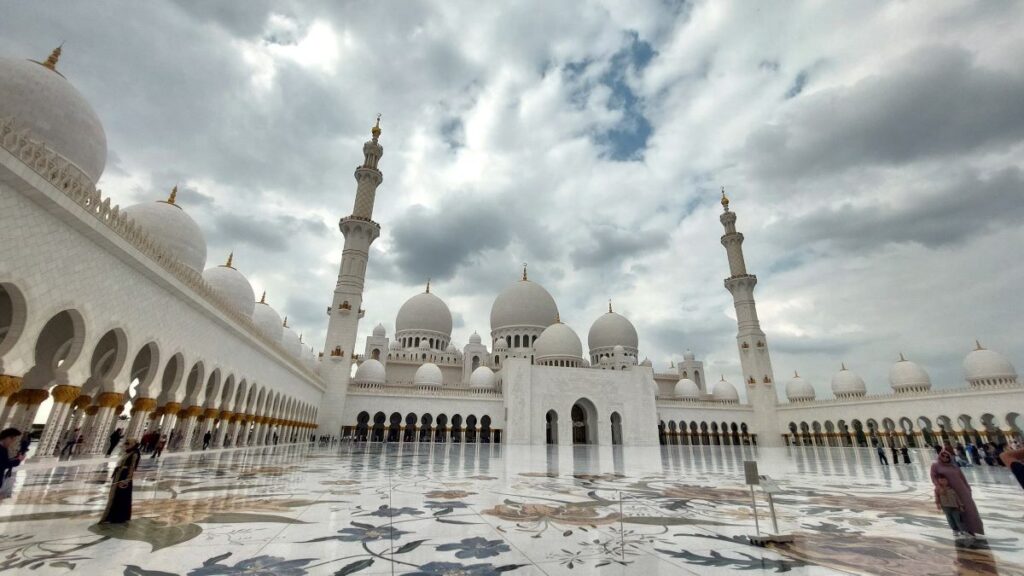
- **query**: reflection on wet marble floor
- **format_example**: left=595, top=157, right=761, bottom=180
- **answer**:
left=0, top=443, right=1021, bottom=575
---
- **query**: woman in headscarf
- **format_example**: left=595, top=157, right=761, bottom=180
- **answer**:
left=930, top=449, right=984, bottom=537
left=98, top=438, right=141, bottom=524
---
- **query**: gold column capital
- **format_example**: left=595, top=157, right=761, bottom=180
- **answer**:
left=73, top=395, right=92, bottom=409
left=96, top=392, right=124, bottom=408
left=203, top=408, right=220, bottom=419
left=50, top=385, right=82, bottom=404
left=219, top=410, right=233, bottom=420
left=162, top=402, right=182, bottom=415
left=131, top=397, right=157, bottom=413
left=85, top=405, right=99, bottom=416
left=19, top=388, right=50, bottom=405
left=185, top=405, right=203, bottom=417
left=0, top=375, right=23, bottom=397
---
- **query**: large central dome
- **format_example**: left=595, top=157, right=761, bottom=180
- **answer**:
left=395, top=291, right=453, bottom=336
left=0, top=51, right=107, bottom=184
left=490, top=275, right=559, bottom=333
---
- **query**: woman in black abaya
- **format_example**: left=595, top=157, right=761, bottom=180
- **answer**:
left=98, top=438, right=141, bottom=524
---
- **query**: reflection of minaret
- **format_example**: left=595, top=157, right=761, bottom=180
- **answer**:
left=318, top=117, right=384, bottom=434
left=719, top=188, right=780, bottom=446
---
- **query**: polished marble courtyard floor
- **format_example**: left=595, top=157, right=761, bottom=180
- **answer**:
left=0, top=443, right=1021, bottom=575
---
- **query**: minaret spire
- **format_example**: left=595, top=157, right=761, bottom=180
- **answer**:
left=719, top=189, right=779, bottom=445
left=319, top=114, right=386, bottom=433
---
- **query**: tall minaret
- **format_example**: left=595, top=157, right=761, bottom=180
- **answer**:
left=317, top=116, right=384, bottom=434
left=719, top=188, right=780, bottom=446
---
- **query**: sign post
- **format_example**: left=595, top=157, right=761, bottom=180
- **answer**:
left=743, top=461, right=794, bottom=546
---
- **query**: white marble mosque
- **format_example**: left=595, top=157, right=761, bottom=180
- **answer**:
left=1, top=46, right=1023, bottom=576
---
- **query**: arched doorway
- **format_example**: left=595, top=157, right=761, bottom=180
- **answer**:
left=570, top=399, right=597, bottom=445
left=610, top=412, right=623, bottom=445
left=546, top=410, right=558, bottom=445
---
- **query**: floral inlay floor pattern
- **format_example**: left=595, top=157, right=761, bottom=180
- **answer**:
left=0, top=443, right=1020, bottom=575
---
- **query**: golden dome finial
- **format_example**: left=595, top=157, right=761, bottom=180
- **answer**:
left=259, top=291, right=266, bottom=304
left=224, top=251, right=234, bottom=268
left=794, top=370, right=799, bottom=377
left=608, top=299, right=613, bottom=314
left=425, top=278, right=431, bottom=293
left=899, top=352, right=906, bottom=361
left=371, top=113, right=382, bottom=142
left=299, top=333, right=303, bottom=343
left=841, top=362, right=847, bottom=371
left=283, top=316, right=288, bottom=328
left=167, top=185, right=178, bottom=205
left=522, top=263, right=528, bottom=281
left=720, top=186, right=729, bottom=212
left=555, top=312, right=561, bottom=323
left=41, top=44, right=63, bottom=71
left=975, top=339, right=984, bottom=350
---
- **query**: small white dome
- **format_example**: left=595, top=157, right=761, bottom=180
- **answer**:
left=124, top=190, right=207, bottom=272
left=613, top=344, right=625, bottom=354
left=354, top=359, right=386, bottom=385
left=888, top=355, right=931, bottom=392
left=963, top=343, right=1017, bottom=383
left=683, top=349, right=696, bottom=361
left=588, top=310, right=639, bottom=353
left=252, top=298, right=284, bottom=343
left=674, top=378, right=700, bottom=398
left=373, top=323, right=386, bottom=337
left=831, top=365, right=866, bottom=397
left=495, top=338, right=508, bottom=351
left=534, top=322, right=583, bottom=362
left=389, top=340, right=402, bottom=351
left=490, top=276, right=559, bottom=332
left=0, top=53, right=107, bottom=184
left=282, top=324, right=302, bottom=358
left=786, top=372, right=816, bottom=401
left=413, top=362, right=443, bottom=387
left=445, top=344, right=458, bottom=354
left=202, top=258, right=255, bottom=317
left=469, top=366, right=496, bottom=389
left=640, top=357, right=653, bottom=367
left=418, top=339, right=431, bottom=351
left=396, top=291, right=453, bottom=337
left=469, top=331, right=482, bottom=345
left=712, top=377, right=739, bottom=403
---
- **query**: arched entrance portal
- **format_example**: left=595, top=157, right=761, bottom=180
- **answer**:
left=570, top=399, right=598, bottom=445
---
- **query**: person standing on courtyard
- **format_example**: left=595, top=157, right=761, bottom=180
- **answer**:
left=891, top=445, right=899, bottom=465
left=934, top=474, right=969, bottom=542
left=877, top=444, right=889, bottom=465
left=98, top=439, right=141, bottom=524
left=0, top=428, right=25, bottom=496
left=900, top=445, right=911, bottom=464
left=107, top=428, right=123, bottom=457
left=59, top=428, right=80, bottom=458
left=931, top=450, right=984, bottom=538
left=151, top=435, right=167, bottom=459
left=967, top=443, right=981, bottom=465
left=202, top=430, right=212, bottom=450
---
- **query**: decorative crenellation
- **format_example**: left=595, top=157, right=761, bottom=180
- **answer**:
left=348, top=381, right=503, bottom=399
left=0, top=117, right=320, bottom=383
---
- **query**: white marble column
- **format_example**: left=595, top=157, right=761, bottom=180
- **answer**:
left=36, top=385, right=81, bottom=458
left=126, top=398, right=157, bottom=440
left=212, top=411, right=232, bottom=447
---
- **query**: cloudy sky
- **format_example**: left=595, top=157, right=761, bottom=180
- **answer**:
left=4, top=1, right=1023, bottom=401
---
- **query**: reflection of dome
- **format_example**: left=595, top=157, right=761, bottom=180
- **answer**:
left=469, top=331, right=482, bottom=345
left=490, top=276, right=559, bottom=332
left=588, top=309, right=639, bottom=353
left=252, top=294, right=283, bottom=343
left=963, top=342, right=1017, bottom=386
left=786, top=372, right=815, bottom=401
left=470, top=366, right=496, bottom=389
left=534, top=322, right=583, bottom=363
left=0, top=51, right=107, bottom=184
left=396, top=291, right=453, bottom=337
left=674, top=378, right=700, bottom=398
left=889, top=354, right=931, bottom=392
left=373, top=323, right=386, bottom=337
left=202, top=254, right=255, bottom=317
left=124, top=188, right=207, bottom=272
left=354, top=359, right=385, bottom=385
left=712, top=377, right=739, bottom=403
left=414, top=362, right=443, bottom=387
left=831, top=364, right=866, bottom=397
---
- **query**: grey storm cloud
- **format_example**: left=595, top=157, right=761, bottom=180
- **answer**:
left=776, top=168, right=1024, bottom=253
left=744, top=45, right=1024, bottom=179
left=210, top=212, right=329, bottom=253
left=570, top=223, right=670, bottom=269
